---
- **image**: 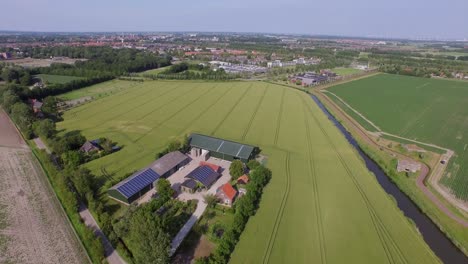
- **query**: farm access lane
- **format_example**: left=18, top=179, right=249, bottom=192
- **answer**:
left=314, top=91, right=468, bottom=227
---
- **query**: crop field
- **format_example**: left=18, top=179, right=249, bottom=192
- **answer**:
left=58, top=80, right=438, bottom=263
left=35, top=74, right=85, bottom=84
left=327, top=74, right=468, bottom=201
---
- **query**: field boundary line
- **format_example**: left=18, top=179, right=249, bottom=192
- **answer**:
left=262, top=152, right=291, bottom=264
left=241, top=84, right=268, bottom=141
left=273, top=88, right=286, bottom=146
left=301, top=95, right=327, bottom=264
left=210, top=84, right=252, bottom=136
left=322, top=90, right=382, bottom=132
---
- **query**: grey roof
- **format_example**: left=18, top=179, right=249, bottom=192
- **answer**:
left=181, top=179, right=197, bottom=189
left=110, top=168, right=160, bottom=198
left=80, top=140, right=101, bottom=153
left=150, top=151, right=189, bottom=176
left=190, top=133, right=255, bottom=160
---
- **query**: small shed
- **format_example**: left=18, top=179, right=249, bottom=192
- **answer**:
left=181, top=179, right=197, bottom=193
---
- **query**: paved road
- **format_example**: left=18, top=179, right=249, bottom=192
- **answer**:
left=170, top=199, right=208, bottom=256
left=33, top=137, right=51, bottom=153
left=79, top=204, right=126, bottom=264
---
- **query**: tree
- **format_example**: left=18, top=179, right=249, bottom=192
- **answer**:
left=229, top=160, right=244, bottom=180
left=20, top=71, right=32, bottom=86
left=61, top=150, right=84, bottom=168
left=203, top=194, right=219, bottom=208
left=128, top=209, right=171, bottom=264
left=41, top=96, right=59, bottom=117
left=11, top=102, right=33, bottom=132
left=246, top=160, right=261, bottom=171
left=1, top=89, right=20, bottom=112
left=156, top=179, right=174, bottom=201
left=33, top=119, right=56, bottom=138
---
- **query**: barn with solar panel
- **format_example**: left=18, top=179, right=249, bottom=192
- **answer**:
left=185, top=165, right=220, bottom=189
left=189, top=133, right=256, bottom=162
left=107, top=168, right=160, bottom=204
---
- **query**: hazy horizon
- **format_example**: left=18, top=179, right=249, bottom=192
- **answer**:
left=2, top=0, right=468, bottom=40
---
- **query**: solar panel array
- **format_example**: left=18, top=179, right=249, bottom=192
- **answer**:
left=187, top=166, right=219, bottom=187
left=116, top=168, right=160, bottom=198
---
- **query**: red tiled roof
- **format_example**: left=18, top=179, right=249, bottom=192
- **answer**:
left=199, top=161, right=220, bottom=172
left=237, top=174, right=249, bottom=184
left=221, top=183, right=237, bottom=200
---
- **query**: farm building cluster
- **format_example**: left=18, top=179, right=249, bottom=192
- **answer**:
left=266, top=57, right=321, bottom=68
left=107, top=133, right=257, bottom=206
left=209, top=61, right=267, bottom=74
left=289, top=70, right=338, bottom=87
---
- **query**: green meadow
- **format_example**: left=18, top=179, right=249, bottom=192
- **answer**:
left=328, top=74, right=468, bottom=201
left=58, top=80, right=438, bottom=263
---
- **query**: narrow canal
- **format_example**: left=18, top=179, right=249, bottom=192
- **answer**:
left=311, top=95, right=468, bottom=264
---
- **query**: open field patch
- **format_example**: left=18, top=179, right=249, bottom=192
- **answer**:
left=327, top=73, right=468, bottom=201
left=57, top=79, right=438, bottom=263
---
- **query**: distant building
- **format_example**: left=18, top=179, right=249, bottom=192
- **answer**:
left=0, top=52, right=12, bottom=60
left=397, top=160, right=421, bottom=173
left=151, top=151, right=190, bottom=178
left=216, top=183, right=237, bottom=207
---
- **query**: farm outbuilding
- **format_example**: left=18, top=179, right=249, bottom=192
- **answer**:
left=186, top=165, right=220, bottom=189
left=189, top=133, right=256, bottom=162
left=150, top=151, right=190, bottom=178
left=108, top=168, right=160, bottom=205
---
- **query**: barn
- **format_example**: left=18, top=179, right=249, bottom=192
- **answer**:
left=107, top=168, right=160, bottom=205
left=108, top=151, right=189, bottom=205
left=189, top=133, right=256, bottom=162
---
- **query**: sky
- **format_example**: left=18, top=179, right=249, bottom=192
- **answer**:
left=2, top=0, right=468, bottom=40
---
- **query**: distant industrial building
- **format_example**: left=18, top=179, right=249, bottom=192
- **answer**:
left=290, top=72, right=330, bottom=86
left=189, top=133, right=256, bottom=163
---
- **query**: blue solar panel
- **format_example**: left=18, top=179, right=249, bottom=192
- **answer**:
left=117, top=168, right=160, bottom=198
left=187, top=166, right=219, bottom=187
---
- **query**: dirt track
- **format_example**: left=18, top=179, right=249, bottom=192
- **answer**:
left=315, top=91, right=468, bottom=227
left=0, top=108, right=88, bottom=263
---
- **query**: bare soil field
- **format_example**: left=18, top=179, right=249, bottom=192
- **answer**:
left=0, top=109, right=87, bottom=264
left=0, top=109, right=26, bottom=148
left=7, top=57, right=86, bottom=68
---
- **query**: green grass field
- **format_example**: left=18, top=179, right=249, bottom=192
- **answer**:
left=138, top=66, right=171, bottom=76
left=328, top=73, right=468, bottom=201
left=332, top=67, right=363, bottom=76
left=58, top=79, right=141, bottom=100
left=35, top=74, right=84, bottom=84
left=57, top=80, right=438, bottom=263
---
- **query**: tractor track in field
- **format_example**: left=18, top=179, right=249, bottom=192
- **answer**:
left=262, top=152, right=291, bottom=264
left=210, top=84, right=252, bottom=136
left=241, top=85, right=268, bottom=141
left=303, top=96, right=408, bottom=264
left=72, top=82, right=155, bottom=118
left=135, top=85, right=216, bottom=142
left=302, top=96, right=327, bottom=264
left=273, top=88, right=286, bottom=146
left=67, top=81, right=142, bottom=115
left=90, top=84, right=184, bottom=130
left=181, top=84, right=234, bottom=133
